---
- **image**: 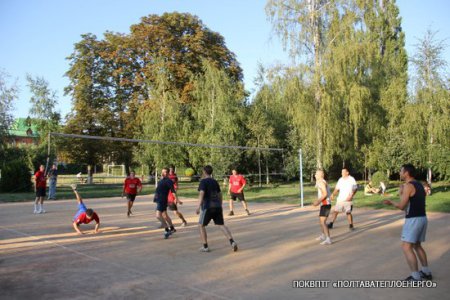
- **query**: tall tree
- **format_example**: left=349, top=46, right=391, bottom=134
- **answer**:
left=409, top=29, right=449, bottom=181
left=0, top=70, right=18, bottom=146
left=26, top=74, right=60, bottom=143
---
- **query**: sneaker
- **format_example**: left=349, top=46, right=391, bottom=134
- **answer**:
left=164, top=231, right=171, bottom=239
left=170, top=228, right=177, bottom=233
left=320, top=238, right=332, bottom=245
left=327, top=223, right=333, bottom=229
left=315, top=234, right=326, bottom=241
left=33, top=209, right=39, bottom=214
left=228, top=211, right=234, bottom=216
left=419, top=271, right=433, bottom=280
left=70, top=184, right=77, bottom=191
left=39, top=209, right=46, bottom=214
left=127, top=211, right=130, bottom=217
left=199, top=246, right=210, bottom=252
left=245, top=209, right=251, bottom=216
left=231, top=242, right=238, bottom=252
left=404, top=275, right=422, bottom=281
left=349, top=224, right=355, bottom=231
left=181, top=221, right=187, bottom=227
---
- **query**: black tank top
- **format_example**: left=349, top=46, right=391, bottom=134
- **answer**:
left=405, top=181, right=426, bottom=218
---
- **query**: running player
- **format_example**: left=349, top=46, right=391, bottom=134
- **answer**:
left=154, top=168, right=178, bottom=239
left=196, top=165, right=238, bottom=252
left=384, top=164, right=432, bottom=281
left=327, top=167, right=358, bottom=230
left=167, top=166, right=187, bottom=226
left=33, top=165, right=47, bottom=214
left=313, top=169, right=332, bottom=245
left=122, top=171, right=142, bottom=217
left=228, top=169, right=250, bottom=216
left=71, top=184, right=100, bottom=235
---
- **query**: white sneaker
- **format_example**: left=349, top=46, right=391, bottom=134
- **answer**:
left=39, top=209, right=46, bottom=214
left=71, top=184, right=77, bottom=191
left=199, top=246, right=210, bottom=252
left=320, top=238, right=332, bottom=245
left=33, top=209, right=39, bottom=214
left=315, top=234, right=326, bottom=241
left=181, top=221, right=187, bottom=227
left=231, top=242, right=238, bottom=252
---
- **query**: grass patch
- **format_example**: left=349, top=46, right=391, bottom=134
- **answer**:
left=1, top=181, right=449, bottom=213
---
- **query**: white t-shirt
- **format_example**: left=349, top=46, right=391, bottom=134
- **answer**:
left=336, top=176, right=358, bottom=202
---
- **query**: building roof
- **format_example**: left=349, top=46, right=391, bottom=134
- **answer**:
left=8, top=117, right=40, bottom=138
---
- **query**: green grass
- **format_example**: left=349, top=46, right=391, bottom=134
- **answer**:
left=1, top=181, right=449, bottom=213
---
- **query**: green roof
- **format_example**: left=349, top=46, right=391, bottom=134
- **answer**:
left=8, top=117, right=40, bottom=138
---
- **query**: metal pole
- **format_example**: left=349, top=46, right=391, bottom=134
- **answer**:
left=299, top=149, right=304, bottom=208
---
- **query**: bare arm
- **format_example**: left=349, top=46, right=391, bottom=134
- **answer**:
left=196, top=190, right=205, bottom=215
left=94, top=222, right=100, bottom=233
left=73, top=221, right=83, bottom=235
left=384, top=183, right=412, bottom=210
left=238, top=182, right=246, bottom=193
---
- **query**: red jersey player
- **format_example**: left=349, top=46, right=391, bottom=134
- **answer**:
left=122, top=171, right=143, bottom=217
left=228, top=169, right=250, bottom=216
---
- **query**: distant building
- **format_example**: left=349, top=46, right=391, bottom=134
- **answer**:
left=7, top=117, right=40, bottom=146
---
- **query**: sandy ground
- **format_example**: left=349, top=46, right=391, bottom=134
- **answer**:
left=0, top=195, right=449, bottom=300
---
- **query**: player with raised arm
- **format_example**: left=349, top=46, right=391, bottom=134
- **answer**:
left=71, top=184, right=100, bottom=235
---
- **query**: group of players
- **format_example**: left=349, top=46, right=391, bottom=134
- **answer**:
left=312, top=164, right=432, bottom=281
left=32, top=162, right=432, bottom=280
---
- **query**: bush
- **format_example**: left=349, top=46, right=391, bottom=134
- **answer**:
left=0, top=159, right=32, bottom=192
left=184, top=168, right=195, bottom=176
left=371, top=171, right=389, bottom=187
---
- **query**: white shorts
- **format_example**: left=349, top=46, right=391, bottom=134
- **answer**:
left=334, top=201, right=353, bottom=213
left=401, top=216, right=427, bottom=243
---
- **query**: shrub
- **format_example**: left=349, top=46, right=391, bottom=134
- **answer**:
left=0, top=159, right=32, bottom=192
left=371, top=171, right=389, bottom=187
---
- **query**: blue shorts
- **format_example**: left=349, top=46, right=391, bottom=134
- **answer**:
left=401, top=216, right=427, bottom=243
left=73, top=203, right=87, bottom=220
left=156, top=201, right=168, bottom=212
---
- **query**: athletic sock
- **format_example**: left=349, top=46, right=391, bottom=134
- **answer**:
left=412, top=271, right=421, bottom=280
left=421, top=266, right=431, bottom=274
left=203, top=243, right=208, bottom=249
left=229, top=239, right=235, bottom=245
left=165, top=227, right=170, bottom=232
left=37, top=204, right=42, bottom=211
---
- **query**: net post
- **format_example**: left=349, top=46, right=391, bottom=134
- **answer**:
left=299, top=148, right=304, bottom=208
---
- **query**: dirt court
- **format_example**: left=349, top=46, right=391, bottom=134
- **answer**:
left=1, top=195, right=449, bottom=300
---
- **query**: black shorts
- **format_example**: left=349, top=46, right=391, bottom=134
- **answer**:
left=126, top=194, right=137, bottom=202
left=199, top=207, right=224, bottom=226
left=168, top=203, right=178, bottom=211
left=156, top=201, right=168, bottom=212
left=36, top=187, right=46, bottom=197
left=230, top=192, right=245, bottom=202
left=319, top=205, right=331, bottom=217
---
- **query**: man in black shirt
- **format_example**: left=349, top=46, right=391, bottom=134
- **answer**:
left=154, top=168, right=178, bottom=239
left=196, top=165, right=238, bottom=252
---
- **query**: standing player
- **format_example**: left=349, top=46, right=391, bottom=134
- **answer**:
left=167, top=166, right=187, bottom=226
left=71, top=184, right=100, bottom=235
left=384, top=164, right=432, bottom=281
left=196, top=165, right=238, bottom=252
left=228, top=169, right=250, bottom=216
left=154, top=168, right=178, bottom=239
left=312, top=169, right=332, bottom=245
left=327, top=168, right=358, bottom=230
left=33, top=165, right=47, bottom=214
left=122, top=171, right=143, bottom=217
left=47, top=164, right=58, bottom=200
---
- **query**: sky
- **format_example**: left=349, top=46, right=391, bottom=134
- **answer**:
left=1, top=0, right=449, bottom=120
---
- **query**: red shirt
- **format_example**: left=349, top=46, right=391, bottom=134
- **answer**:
left=124, top=177, right=142, bottom=195
left=35, top=171, right=46, bottom=188
left=75, top=212, right=99, bottom=225
left=168, top=173, right=178, bottom=189
left=229, top=175, right=246, bottom=194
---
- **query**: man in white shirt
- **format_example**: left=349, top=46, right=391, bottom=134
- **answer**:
left=328, top=168, right=358, bottom=230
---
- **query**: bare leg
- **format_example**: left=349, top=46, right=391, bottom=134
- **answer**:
left=229, top=199, right=234, bottom=212
left=199, top=225, right=208, bottom=244
left=162, top=211, right=173, bottom=227
left=242, top=200, right=249, bottom=210
left=413, top=243, right=429, bottom=267
left=156, top=210, right=167, bottom=228
left=219, top=225, right=233, bottom=240
left=330, top=211, right=338, bottom=223
left=320, top=216, right=330, bottom=237
left=174, top=210, right=187, bottom=223
left=402, top=242, right=419, bottom=272
left=347, top=213, right=353, bottom=225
